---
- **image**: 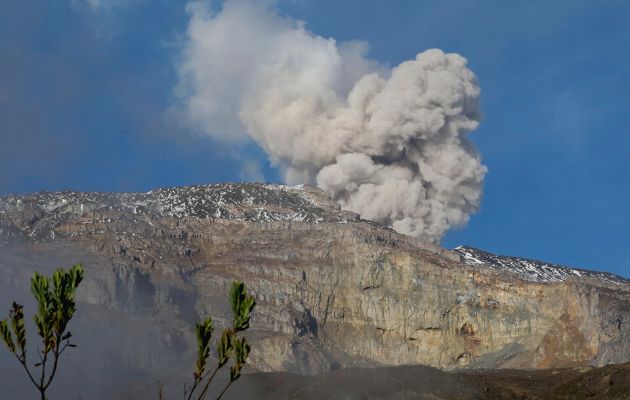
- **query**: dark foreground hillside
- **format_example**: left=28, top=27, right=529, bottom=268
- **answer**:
left=226, top=363, right=630, bottom=400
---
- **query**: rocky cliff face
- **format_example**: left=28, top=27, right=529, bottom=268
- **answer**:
left=1, top=183, right=629, bottom=378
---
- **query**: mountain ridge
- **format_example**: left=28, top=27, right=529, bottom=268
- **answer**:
left=1, top=182, right=629, bottom=382
left=454, top=245, right=628, bottom=285
left=1, top=182, right=625, bottom=284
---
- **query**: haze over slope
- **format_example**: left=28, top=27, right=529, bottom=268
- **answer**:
left=2, top=184, right=629, bottom=382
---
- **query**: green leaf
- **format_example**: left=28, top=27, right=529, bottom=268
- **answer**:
left=229, top=364, right=242, bottom=382
left=30, top=272, right=52, bottom=345
left=231, top=336, right=250, bottom=365
left=50, top=264, right=83, bottom=338
left=216, top=329, right=233, bottom=368
left=194, top=317, right=213, bottom=377
left=229, top=281, right=256, bottom=332
left=10, top=302, right=26, bottom=354
left=0, top=319, right=15, bottom=353
left=227, top=336, right=249, bottom=382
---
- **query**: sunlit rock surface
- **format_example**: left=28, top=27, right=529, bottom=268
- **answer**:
left=1, top=183, right=629, bottom=382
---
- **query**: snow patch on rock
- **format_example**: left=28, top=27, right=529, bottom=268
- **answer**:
left=454, top=246, right=627, bottom=285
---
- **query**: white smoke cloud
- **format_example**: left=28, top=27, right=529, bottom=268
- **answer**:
left=175, top=0, right=487, bottom=241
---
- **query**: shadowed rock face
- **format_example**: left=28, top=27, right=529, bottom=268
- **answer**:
left=1, top=183, right=629, bottom=386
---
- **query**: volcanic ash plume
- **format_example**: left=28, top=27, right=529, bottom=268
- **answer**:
left=175, top=0, right=488, bottom=241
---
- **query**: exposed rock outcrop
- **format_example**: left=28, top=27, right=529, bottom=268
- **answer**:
left=0, top=183, right=628, bottom=376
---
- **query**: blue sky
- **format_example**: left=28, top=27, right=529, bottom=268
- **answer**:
left=1, top=1, right=629, bottom=277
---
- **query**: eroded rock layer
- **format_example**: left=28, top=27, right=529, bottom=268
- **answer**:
left=1, top=183, right=629, bottom=375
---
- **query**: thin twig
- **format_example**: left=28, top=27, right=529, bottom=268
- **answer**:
left=157, top=380, right=164, bottom=400
left=185, top=376, right=201, bottom=400
left=43, top=336, right=63, bottom=391
left=13, top=353, right=39, bottom=389
left=39, top=343, right=48, bottom=392
left=196, top=364, right=221, bottom=400
left=216, top=378, right=236, bottom=400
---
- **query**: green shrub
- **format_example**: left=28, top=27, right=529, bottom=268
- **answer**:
left=183, top=281, right=256, bottom=400
left=1, top=265, right=256, bottom=400
left=0, top=264, right=84, bottom=400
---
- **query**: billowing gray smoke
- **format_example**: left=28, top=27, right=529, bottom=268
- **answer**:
left=175, top=0, right=487, bottom=241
